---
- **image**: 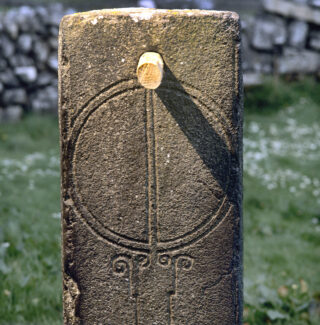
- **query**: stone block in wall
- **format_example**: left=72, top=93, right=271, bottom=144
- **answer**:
left=36, top=72, right=55, bottom=87
left=310, top=31, right=320, bottom=51
left=288, top=20, right=308, bottom=48
left=0, top=59, right=8, bottom=72
left=310, top=0, right=320, bottom=8
left=47, top=54, right=58, bottom=71
left=292, top=0, right=308, bottom=4
left=277, top=48, right=320, bottom=74
left=46, top=3, right=75, bottom=26
left=251, top=15, right=287, bottom=50
left=2, top=88, right=27, bottom=106
left=50, top=26, right=59, bottom=37
left=9, top=54, right=34, bottom=68
left=263, top=0, right=320, bottom=25
left=14, top=66, right=37, bottom=84
left=49, top=37, right=58, bottom=51
left=138, top=0, right=157, bottom=7
left=154, top=0, right=215, bottom=9
left=31, top=86, right=58, bottom=113
left=17, top=34, right=33, bottom=54
left=16, top=6, right=39, bottom=33
left=0, top=4, right=75, bottom=115
left=0, top=35, right=15, bottom=59
left=242, top=34, right=273, bottom=73
left=0, top=13, right=3, bottom=33
left=3, top=10, right=19, bottom=40
left=32, top=39, right=50, bottom=64
left=243, top=72, right=264, bottom=87
left=0, top=106, right=23, bottom=123
left=0, top=70, right=20, bottom=87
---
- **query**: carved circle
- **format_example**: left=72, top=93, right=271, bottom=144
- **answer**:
left=176, top=256, right=193, bottom=270
left=158, top=254, right=171, bottom=267
left=69, top=79, right=232, bottom=254
left=112, top=255, right=130, bottom=277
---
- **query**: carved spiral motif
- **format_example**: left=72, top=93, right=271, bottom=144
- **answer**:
left=176, top=255, right=193, bottom=271
left=136, top=254, right=150, bottom=268
left=112, top=255, right=131, bottom=277
left=158, top=254, right=171, bottom=267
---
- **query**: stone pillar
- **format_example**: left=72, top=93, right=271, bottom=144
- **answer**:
left=59, top=8, right=243, bottom=325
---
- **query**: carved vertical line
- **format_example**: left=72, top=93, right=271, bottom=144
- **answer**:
left=168, top=257, right=178, bottom=325
left=151, top=90, right=160, bottom=246
left=144, top=90, right=150, bottom=246
left=129, top=259, right=133, bottom=297
left=168, top=293, right=174, bottom=325
left=135, top=295, right=139, bottom=325
left=146, top=89, right=158, bottom=253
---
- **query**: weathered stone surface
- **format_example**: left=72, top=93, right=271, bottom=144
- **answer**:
left=263, top=0, right=320, bottom=25
left=288, top=20, right=308, bottom=48
left=277, top=48, right=320, bottom=74
left=59, top=8, right=242, bottom=324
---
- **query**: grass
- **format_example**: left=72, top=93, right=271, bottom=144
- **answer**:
left=0, top=78, right=319, bottom=324
left=243, top=77, right=320, bottom=324
left=0, top=116, right=61, bottom=324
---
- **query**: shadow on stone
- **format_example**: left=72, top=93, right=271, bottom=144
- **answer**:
left=156, top=65, right=230, bottom=193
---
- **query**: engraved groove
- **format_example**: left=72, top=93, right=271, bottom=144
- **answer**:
left=69, top=79, right=233, bottom=253
left=70, top=78, right=133, bottom=129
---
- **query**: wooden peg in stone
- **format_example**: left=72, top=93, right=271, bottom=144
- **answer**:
left=137, top=52, right=164, bottom=89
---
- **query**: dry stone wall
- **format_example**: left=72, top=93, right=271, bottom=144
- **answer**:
left=1, top=0, right=320, bottom=120
left=242, top=0, right=320, bottom=85
left=0, top=4, right=75, bottom=122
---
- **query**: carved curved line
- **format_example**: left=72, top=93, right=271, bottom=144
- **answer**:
left=112, top=254, right=132, bottom=276
left=70, top=78, right=135, bottom=129
left=159, top=195, right=228, bottom=244
left=67, top=193, right=150, bottom=253
left=154, top=87, right=232, bottom=246
left=175, top=255, right=194, bottom=271
left=69, top=87, right=151, bottom=252
left=69, top=79, right=233, bottom=253
left=157, top=204, right=234, bottom=253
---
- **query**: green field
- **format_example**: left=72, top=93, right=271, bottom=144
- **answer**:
left=0, top=79, right=319, bottom=324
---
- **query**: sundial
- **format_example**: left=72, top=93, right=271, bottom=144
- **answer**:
left=59, top=8, right=242, bottom=325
